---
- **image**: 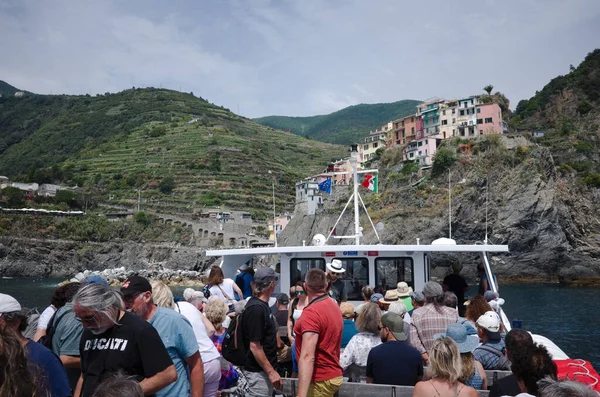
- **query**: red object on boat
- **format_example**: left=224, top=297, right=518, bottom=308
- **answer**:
left=554, top=359, right=600, bottom=391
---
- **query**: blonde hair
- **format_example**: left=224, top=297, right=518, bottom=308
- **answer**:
left=355, top=302, right=381, bottom=334
left=430, top=337, right=463, bottom=383
left=151, top=281, right=174, bottom=309
left=205, top=296, right=228, bottom=330
left=458, top=352, right=475, bottom=383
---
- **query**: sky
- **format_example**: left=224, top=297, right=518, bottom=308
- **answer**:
left=1, top=0, right=599, bottom=118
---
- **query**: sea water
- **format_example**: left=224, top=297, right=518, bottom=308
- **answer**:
left=2, top=277, right=599, bottom=368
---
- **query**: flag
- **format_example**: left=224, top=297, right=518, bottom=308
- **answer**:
left=361, top=174, right=378, bottom=193
left=318, top=178, right=332, bottom=194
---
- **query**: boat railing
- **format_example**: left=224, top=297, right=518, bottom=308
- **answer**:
left=280, top=377, right=498, bottom=396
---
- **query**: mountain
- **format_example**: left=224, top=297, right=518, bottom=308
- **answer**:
left=0, top=80, right=31, bottom=97
left=0, top=88, right=348, bottom=216
left=254, top=99, right=421, bottom=145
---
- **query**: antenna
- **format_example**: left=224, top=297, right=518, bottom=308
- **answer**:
left=448, top=170, right=452, bottom=240
left=485, top=179, right=489, bottom=244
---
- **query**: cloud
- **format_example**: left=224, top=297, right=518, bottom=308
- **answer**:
left=1, top=0, right=599, bottom=118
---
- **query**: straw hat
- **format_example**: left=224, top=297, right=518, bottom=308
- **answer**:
left=396, top=282, right=413, bottom=297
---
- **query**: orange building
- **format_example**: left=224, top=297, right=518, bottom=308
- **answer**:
left=392, top=115, right=418, bottom=146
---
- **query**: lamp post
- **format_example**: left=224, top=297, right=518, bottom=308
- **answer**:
left=268, top=170, right=277, bottom=247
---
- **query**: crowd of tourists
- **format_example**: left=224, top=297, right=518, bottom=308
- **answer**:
left=0, top=260, right=598, bottom=397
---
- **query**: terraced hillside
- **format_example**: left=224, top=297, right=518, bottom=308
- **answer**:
left=0, top=87, right=348, bottom=216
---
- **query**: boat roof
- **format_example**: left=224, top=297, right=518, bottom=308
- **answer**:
left=206, top=244, right=509, bottom=257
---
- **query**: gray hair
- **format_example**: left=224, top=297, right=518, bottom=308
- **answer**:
left=73, top=283, right=124, bottom=323
left=538, top=377, right=599, bottom=397
left=388, top=301, right=407, bottom=317
left=443, top=292, right=458, bottom=309
left=92, top=374, right=143, bottom=397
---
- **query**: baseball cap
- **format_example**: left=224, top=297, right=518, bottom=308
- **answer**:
left=0, top=293, right=21, bottom=314
left=477, top=310, right=502, bottom=339
left=120, top=275, right=152, bottom=297
left=381, top=312, right=407, bottom=341
left=254, top=267, right=278, bottom=284
left=410, top=291, right=425, bottom=303
left=84, top=275, right=109, bottom=288
left=484, top=290, right=499, bottom=302
left=276, top=293, right=290, bottom=306
left=370, top=293, right=383, bottom=303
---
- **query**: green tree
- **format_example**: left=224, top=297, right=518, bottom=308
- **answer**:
left=2, top=186, right=24, bottom=206
left=483, top=85, right=494, bottom=95
left=55, top=190, right=76, bottom=206
left=432, top=148, right=457, bottom=177
left=159, top=177, right=175, bottom=194
left=134, top=211, right=151, bottom=226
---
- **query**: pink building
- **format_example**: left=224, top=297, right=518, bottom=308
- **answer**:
left=475, top=103, right=504, bottom=135
left=402, top=137, right=440, bottom=166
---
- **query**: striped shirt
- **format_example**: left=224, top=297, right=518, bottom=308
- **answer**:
left=409, top=303, right=458, bottom=354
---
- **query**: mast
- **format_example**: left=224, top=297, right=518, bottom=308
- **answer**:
left=350, top=144, right=360, bottom=245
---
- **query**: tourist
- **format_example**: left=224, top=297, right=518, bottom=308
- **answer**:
left=443, top=261, right=469, bottom=316
left=477, top=263, right=497, bottom=295
left=409, top=291, right=425, bottom=316
left=473, top=311, right=510, bottom=370
left=387, top=300, right=410, bottom=343
left=234, top=263, right=254, bottom=299
left=91, top=375, right=143, bottom=397
left=509, top=343, right=557, bottom=397
left=272, top=293, right=290, bottom=327
left=397, top=281, right=414, bottom=312
left=183, top=288, right=209, bottom=314
left=241, top=267, right=281, bottom=396
left=0, top=293, right=70, bottom=397
left=409, top=281, right=459, bottom=364
left=413, top=337, right=478, bottom=397
left=435, top=323, right=486, bottom=390
left=537, top=376, right=599, bottom=397
left=340, top=302, right=358, bottom=349
left=295, top=269, right=343, bottom=397
left=465, top=295, right=492, bottom=329
left=484, top=291, right=505, bottom=315
left=207, top=266, right=243, bottom=309
left=378, top=289, right=400, bottom=312
left=72, top=283, right=176, bottom=397
left=205, top=297, right=239, bottom=392
left=50, top=281, right=84, bottom=391
left=443, top=291, right=458, bottom=311
left=340, top=302, right=382, bottom=371
left=489, top=329, right=534, bottom=397
left=366, top=312, right=422, bottom=386
left=121, top=276, right=204, bottom=397
left=0, top=329, right=44, bottom=397
left=34, top=283, right=76, bottom=342
left=326, top=259, right=347, bottom=304
left=152, top=281, right=222, bottom=397
left=287, top=281, right=307, bottom=346
left=355, top=286, right=373, bottom=315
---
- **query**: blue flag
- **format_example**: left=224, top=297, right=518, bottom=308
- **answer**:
left=318, top=178, right=332, bottom=194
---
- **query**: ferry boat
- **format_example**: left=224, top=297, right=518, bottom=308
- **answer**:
left=206, top=145, right=580, bottom=394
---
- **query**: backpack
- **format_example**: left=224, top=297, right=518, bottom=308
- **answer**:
left=38, top=310, right=67, bottom=350
left=202, top=284, right=211, bottom=299
left=222, top=300, right=270, bottom=367
left=476, top=344, right=512, bottom=370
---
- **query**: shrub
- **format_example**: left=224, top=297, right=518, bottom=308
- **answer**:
left=134, top=211, right=150, bottom=226
left=582, top=174, right=600, bottom=188
left=2, top=187, right=24, bottom=206
left=432, top=148, right=457, bottom=176
left=159, top=177, right=175, bottom=194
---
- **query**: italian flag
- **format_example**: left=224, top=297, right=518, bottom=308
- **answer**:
left=361, top=174, right=378, bottom=193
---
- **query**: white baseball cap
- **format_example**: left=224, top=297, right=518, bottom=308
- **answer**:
left=476, top=310, right=502, bottom=339
left=0, top=293, right=22, bottom=314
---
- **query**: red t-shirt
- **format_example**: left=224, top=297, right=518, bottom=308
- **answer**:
left=294, top=295, right=343, bottom=382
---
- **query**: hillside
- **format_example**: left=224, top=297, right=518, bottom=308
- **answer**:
left=0, top=80, right=30, bottom=97
left=0, top=87, right=348, bottom=216
left=254, top=99, right=421, bottom=145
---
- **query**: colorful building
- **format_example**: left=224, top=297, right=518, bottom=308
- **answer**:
left=417, top=98, right=445, bottom=139
left=475, top=103, right=504, bottom=135
left=392, top=115, right=418, bottom=145
left=359, top=122, right=392, bottom=164
left=456, top=96, right=482, bottom=137
left=439, top=100, right=458, bottom=139
left=402, top=137, right=440, bottom=166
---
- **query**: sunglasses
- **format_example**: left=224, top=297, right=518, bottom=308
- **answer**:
left=295, top=290, right=305, bottom=295
left=76, top=313, right=97, bottom=324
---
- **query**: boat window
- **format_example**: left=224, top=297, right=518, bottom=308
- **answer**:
left=290, top=258, right=326, bottom=287
left=375, top=257, right=414, bottom=292
left=333, top=258, right=369, bottom=301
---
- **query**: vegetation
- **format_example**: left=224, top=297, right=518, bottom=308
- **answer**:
left=0, top=86, right=348, bottom=215
left=254, top=99, right=421, bottom=145
left=483, top=85, right=494, bottom=95
left=431, top=148, right=457, bottom=176
left=0, top=80, right=32, bottom=97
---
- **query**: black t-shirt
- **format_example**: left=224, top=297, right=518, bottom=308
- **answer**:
left=274, top=309, right=288, bottom=328
left=443, top=273, right=468, bottom=305
left=489, top=374, right=521, bottom=397
left=242, top=297, right=278, bottom=372
left=366, top=341, right=423, bottom=386
left=79, top=312, right=173, bottom=397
